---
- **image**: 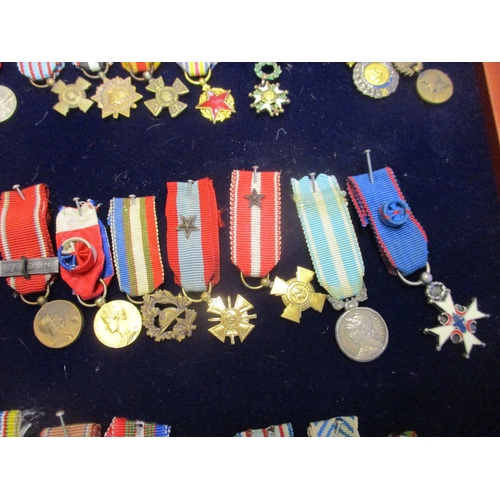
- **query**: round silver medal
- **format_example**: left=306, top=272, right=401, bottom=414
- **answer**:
left=353, top=62, right=399, bottom=99
left=335, top=307, right=388, bottom=362
left=0, top=86, right=17, bottom=122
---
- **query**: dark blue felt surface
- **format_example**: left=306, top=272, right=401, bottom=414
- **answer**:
left=0, top=62, right=498, bottom=437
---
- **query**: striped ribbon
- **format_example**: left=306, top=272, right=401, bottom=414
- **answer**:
left=165, top=178, right=220, bottom=292
left=307, top=416, right=360, bottom=437
left=235, top=422, right=294, bottom=437
left=0, top=184, right=55, bottom=295
left=230, top=169, right=281, bottom=278
left=347, top=167, right=428, bottom=276
left=17, top=62, right=64, bottom=81
left=56, top=200, right=114, bottom=300
left=104, top=417, right=171, bottom=437
left=176, top=62, right=217, bottom=77
left=291, top=174, right=364, bottom=300
left=121, top=62, right=161, bottom=74
left=0, top=410, right=32, bottom=437
left=40, top=423, right=101, bottom=437
left=108, top=196, right=164, bottom=297
left=74, top=62, right=107, bottom=73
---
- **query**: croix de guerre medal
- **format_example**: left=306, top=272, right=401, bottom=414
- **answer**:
left=166, top=178, right=256, bottom=344
left=290, top=173, right=388, bottom=361
left=17, top=62, right=94, bottom=116
left=347, top=156, right=488, bottom=358
left=177, top=62, right=235, bottom=124
left=0, top=184, right=83, bottom=348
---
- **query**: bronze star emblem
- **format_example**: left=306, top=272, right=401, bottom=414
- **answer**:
left=244, top=188, right=265, bottom=208
left=176, top=215, right=199, bottom=238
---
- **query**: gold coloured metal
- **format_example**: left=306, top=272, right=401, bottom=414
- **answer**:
left=33, top=300, right=84, bottom=348
left=94, top=299, right=142, bottom=348
left=144, top=77, right=189, bottom=117
left=416, top=69, right=453, bottom=104
left=19, top=283, right=51, bottom=306
left=91, top=76, right=143, bottom=118
left=183, top=69, right=212, bottom=86
left=182, top=282, right=212, bottom=303
left=79, top=63, right=110, bottom=80
left=77, top=278, right=107, bottom=308
left=207, top=295, right=257, bottom=344
left=0, top=86, right=17, bottom=122
left=196, top=85, right=235, bottom=124
left=240, top=272, right=271, bottom=290
left=393, top=62, right=423, bottom=76
left=51, top=77, right=94, bottom=116
left=141, top=289, right=197, bottom=342
left=364, top=63, right=390, bottom=87
left=271, top=266, right=326, bottom=323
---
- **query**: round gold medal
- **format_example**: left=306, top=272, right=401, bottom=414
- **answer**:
left=416, top=69, right=453, bottom=104
left=94, top=300, right=142, bottom=348
left=33, top=300, right=84, bottom=348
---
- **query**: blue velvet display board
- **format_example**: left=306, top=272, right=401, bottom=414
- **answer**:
left=0, top=62, right=498, bottom=437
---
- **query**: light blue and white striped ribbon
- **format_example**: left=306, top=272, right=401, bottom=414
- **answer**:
left=307, top=416, right=360, bottom=437
left=291, top=174, right=364, bottom=300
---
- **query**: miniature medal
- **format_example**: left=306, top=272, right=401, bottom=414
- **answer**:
left=290, top=172, right=387, bottom=361
left=177, top=62, right=235, bottom=123
left=416, top=69, right=454, bottom=104
left=17, top=62, right=94, bottom=116
left=352, top=62, right=399, bottom=98
left=249, top=62, right=290, bottom=116
left=0, top=85, right=17, bottom=122
left=347, top=154, right=488, bottom=358
left=0, top=184, right=83, bottom=348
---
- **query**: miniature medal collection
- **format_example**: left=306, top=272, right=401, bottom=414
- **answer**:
left=0, top=62, right=491, bottom=438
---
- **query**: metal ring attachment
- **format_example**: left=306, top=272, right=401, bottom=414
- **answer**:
left=182, top=282, right=212, bottom=303
left=240, top=272, right=271, bottom=290
left=126, top=293, right=143, bottom=305
left=183, top=69, right=211, bottom=86
left=397, top=262, right=431, bottom=287
left=77, top=278, right=108, bottom=308
left=19, top=283, right=51, bottom=306
left=79, top=63, right=110, bottom=80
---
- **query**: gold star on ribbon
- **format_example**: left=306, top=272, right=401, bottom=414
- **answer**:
left=271, top=266, right=326, bottom=323
left=51, top=77, right=94, bottom=116
left=176, top=215, right=199, bottom=238
left=244, top=188, right=265, bottom=208
left=144, top=77, right=189, bottom=117
left=207, top=295, right=257, bottom=344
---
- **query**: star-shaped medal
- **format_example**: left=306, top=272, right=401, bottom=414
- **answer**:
left=244, top=188, right=265, bottom=208
left=423, top=282, right=489, bottom=358
left=250, top=81, right=290, bottom=116
left=91, top=76, right=143, bottom=119
left=144, top=77, right=189, bottom=118
left=207, top=295, right=257, bottom=344
left=176, top=215, right=199, bottom=238
left=196, top=87, right=235, bottom=124
left=271, top=266, right=326, bottom=323
left=51, top=77, right=94, bottom=116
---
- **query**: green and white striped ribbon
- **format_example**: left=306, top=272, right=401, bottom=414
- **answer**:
left=291, top=173, right=364, bottom=300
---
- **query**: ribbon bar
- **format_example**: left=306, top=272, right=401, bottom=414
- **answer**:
left=347, top=167, right=428, bottom=276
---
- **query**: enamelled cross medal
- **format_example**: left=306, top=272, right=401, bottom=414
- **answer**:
left=0, top=184, right=84, bottom=348
left=166, top=178, right=256, bottom=344
left=289, top=173, right=388, bottom=362
left=347, top=160, right=488, bottom=358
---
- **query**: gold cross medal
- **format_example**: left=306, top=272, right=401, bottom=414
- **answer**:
left=51, top=77, right=94, bottom=116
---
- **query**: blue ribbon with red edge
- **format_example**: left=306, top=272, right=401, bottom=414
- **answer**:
left=346, top=167, right=428, bottom=276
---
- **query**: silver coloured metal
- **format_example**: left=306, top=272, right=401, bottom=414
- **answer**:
left=12, top=184, right=25, bottom=200
left=363, top=150, right=374, bottom=184
left=327, top=282, right=368, bottom=311
left=397, top=262, right=431, bottom=286
left=55, top=410, right=69, bottom=437
left=187, top=180, right=194, bottom=196
left=253, top=165, right=259, bottom=185
left=0, top=86, right=17, bottom=123
left=309, top=172, right=316, bottom=193
left=73, top=197, right=83, bottom=217
left=335, top=307, right=388, bottom=362
left=0, top=257, right=59, bottom=278
left=129, top=194, right=136, bottom=205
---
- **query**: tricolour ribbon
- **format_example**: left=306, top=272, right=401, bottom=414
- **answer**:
left=56, top=200, right=114, bottom=300
left=291, top=174, right=364, bottom=300
left=176, top=62, right=217, bottom=77
left=346, top=167, right=428, bottom=276
left=230, top=169, right=280, bottom=278
left=235, top=422, right=294, bottom=437
left=165, top=178, right=220, bottom=293
left=17, top=62, right=64, bottom=81
left=0, top=184, right=55, bottom=295
left=307, top=416, right=360, bottom=437
left=104, top=417, right=171, bottom=437
left=108, top=196, right=164, bottom=297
